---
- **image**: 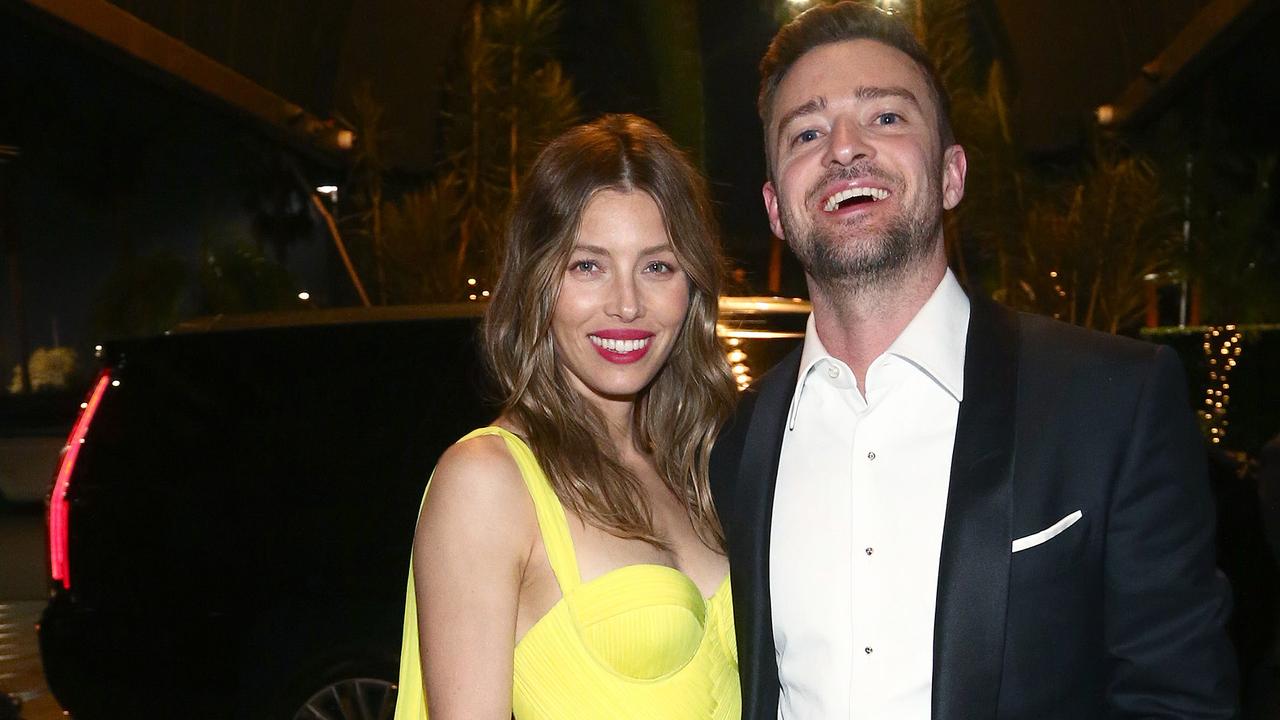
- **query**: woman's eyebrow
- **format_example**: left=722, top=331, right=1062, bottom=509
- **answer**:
left=572, top=244, right=672, bottom=256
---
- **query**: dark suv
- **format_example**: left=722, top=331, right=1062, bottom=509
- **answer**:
left=38, top=299, right=807, bottom=719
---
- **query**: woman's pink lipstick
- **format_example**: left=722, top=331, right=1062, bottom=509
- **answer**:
left=589, top=329, right=654, bottom=364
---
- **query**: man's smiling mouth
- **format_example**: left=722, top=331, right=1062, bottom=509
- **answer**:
left=822, top=186, right=889, bottom=212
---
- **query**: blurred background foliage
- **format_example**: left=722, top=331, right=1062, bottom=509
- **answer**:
left=339, top=0, right=579, bottom=304
left=324, top=0, right=1278, bottom=336
left=71, top=0, right=1280, bottom=332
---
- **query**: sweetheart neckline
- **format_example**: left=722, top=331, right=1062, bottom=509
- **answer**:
left=515, top=564, right=729, bottom=644
left=515, top=564, right=731, bottom=684
left=576, top=562, right=730, bottom=603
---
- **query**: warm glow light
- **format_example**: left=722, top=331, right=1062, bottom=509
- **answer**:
left=297, top=292, right=311, bottom=301
left=469, top=294, right=478, bottom=301
left=467, top=278, right=477, bottom=286
left=720, top=330, right=805, bottom=340
left=482, top=290, right=490, bottom=297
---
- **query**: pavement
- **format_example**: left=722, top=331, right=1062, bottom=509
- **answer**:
left=0, top=506, right=64, bottom=719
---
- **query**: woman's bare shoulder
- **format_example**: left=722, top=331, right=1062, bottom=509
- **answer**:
left=428, top=431, right=530, bottom=508
left=416, top=431, right=534, bottom=555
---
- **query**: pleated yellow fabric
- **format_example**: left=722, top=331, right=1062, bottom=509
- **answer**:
left=394, top=426, right=740, bottom=720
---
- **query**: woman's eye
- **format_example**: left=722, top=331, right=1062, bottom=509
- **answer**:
left=571, top=260, right=599, bottom=273
left=645, top=261, right=673, bottom=274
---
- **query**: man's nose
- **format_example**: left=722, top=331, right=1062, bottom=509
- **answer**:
left=605, top=275, right=642, bottom=322
left=825, top=119, right=873, bottom=167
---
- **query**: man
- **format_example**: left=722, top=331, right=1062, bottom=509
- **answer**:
left=709, top=3, right=1238, bottom=719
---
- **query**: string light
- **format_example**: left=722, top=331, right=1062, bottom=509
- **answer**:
left=724, top=341, right=753, bottom=391
left=1201, top=325, right=1243, bottom=444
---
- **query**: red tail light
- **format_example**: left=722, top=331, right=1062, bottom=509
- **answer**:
left=49, top=370, right=112, bottom=590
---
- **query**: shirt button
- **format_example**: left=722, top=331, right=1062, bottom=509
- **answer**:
left=865, top=647, right=874, bottom=654
left=867, top=451, right=876, bottom=461
left=826, top=365, right=840, bottom=379
left=865, top=547, right=874, bottom=556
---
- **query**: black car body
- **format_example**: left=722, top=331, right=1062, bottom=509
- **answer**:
left=38, top=299, right=807, bottom=719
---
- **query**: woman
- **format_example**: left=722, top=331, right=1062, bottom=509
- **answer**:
left=394, top=114, right=741, bottom=719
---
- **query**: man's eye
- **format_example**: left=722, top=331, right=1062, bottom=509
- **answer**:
left=875, top=113, right=902, bottom=126
left=795, top=129, right=820, bottom=144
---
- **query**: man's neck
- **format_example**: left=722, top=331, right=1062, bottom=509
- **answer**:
left=807, top=253, right=948, bottom=389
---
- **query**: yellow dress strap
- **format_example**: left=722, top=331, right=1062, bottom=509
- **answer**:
left=461, top=427, right=582, bottom=593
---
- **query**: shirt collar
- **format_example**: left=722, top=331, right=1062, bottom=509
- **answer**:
left=785, top=269, right=970, bottom=430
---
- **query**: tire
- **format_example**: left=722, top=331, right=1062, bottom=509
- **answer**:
left=276, top=659, right=399, bottom=720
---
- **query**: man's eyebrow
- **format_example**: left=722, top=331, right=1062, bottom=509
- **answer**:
left=774, top=97, right=827, bottom=145
left=855, top=85, right=921, bottom=108
left=772, top=86, right=922, bottom=145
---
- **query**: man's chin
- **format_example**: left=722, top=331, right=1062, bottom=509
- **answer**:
left=793, top=234, right=928, bottom=288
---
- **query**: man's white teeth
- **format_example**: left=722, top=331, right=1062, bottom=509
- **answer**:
left=590, top=336, right=651, bottom=353
left=823, top=186, right=889, bottom=211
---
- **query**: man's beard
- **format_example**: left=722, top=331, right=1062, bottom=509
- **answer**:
left=779, top=165, right=941, bottom=293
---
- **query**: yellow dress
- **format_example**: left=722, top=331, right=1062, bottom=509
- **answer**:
left=394, top=427, right=740, bottom=719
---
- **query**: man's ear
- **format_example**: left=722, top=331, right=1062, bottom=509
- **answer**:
left=941, top=144, right=967, bottom=211
left=763, top=180, right=786, bottom=239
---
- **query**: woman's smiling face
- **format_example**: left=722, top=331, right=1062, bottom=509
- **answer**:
left=550, top=189, right=691, bottom=407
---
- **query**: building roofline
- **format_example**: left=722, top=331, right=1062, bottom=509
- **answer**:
left=1104, top=0, right=1275, bottom=128
left=10, top=0, right=354, bottom=166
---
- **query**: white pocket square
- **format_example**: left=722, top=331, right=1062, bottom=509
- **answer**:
left=1012, top=510, right=1083, bottom=553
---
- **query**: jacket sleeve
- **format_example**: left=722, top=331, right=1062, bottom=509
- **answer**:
left=1104, top=345, right=1238, bottom=717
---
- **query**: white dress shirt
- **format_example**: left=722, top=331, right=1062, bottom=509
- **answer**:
left=771, top=270, right=970, bottom=720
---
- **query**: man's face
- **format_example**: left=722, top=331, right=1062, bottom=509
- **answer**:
left=762, top=39, right=966, bottom=289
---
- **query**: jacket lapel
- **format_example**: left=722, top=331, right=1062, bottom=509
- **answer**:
left=932, top=295, right=1019, bottom=719
left=731, top=347, right=799, bottom=720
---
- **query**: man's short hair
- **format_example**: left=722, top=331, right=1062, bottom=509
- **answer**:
left=758, top=1, right=955, bottom=148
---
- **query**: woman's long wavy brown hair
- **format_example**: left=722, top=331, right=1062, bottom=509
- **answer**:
left=482, top=114, right=737, bottom=551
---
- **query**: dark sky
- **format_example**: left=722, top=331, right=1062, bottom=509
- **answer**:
left=0, top=11, right=334, bottom=370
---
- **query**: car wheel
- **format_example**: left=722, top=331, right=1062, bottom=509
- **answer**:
left=290, top=676, right=397, bottom=720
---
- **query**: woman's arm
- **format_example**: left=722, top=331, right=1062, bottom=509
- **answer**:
left=413, top=436, right=534, bottom=719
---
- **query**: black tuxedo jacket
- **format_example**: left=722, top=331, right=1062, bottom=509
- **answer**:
left=710, top=295, right=1238, bottom=719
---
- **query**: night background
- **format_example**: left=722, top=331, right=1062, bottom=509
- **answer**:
left=1, top=0, right=1279, bottom=716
